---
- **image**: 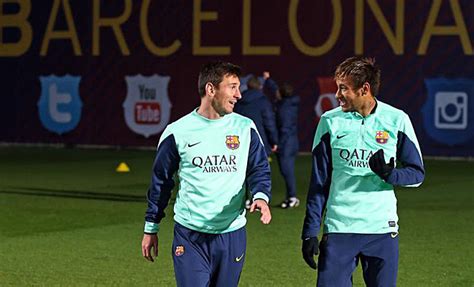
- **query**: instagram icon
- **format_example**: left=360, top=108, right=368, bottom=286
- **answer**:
left=434, top=92, right=468, bottom=130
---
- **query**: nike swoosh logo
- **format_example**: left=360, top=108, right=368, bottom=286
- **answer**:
left=235, top=253, right=244, bottom=262
left=390, top=232, right=399, bottom=238
left=187, top=142, right=201, bottom=148
left=336, top=135, right=347, bottom=139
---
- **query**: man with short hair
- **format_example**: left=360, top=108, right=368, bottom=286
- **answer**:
left=302, top=56, right=425, bottom=286
left=141, top=61, right=272, bottom=287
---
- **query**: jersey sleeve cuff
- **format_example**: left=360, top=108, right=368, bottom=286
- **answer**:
left=144, top=221, right=159, bottom=234
left=252, top=192, right=269, bottom=203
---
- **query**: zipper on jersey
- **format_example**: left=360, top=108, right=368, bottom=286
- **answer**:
left=353, top=112, right=367, bottom=145
left=357, top=117, right=365, bottom=145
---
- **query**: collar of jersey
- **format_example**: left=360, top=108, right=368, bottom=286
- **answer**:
left=192, top=108, right=230, bottom=123
left=349, top=99, right=379, bottom=120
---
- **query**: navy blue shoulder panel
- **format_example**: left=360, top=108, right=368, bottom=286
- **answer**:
left=302, top=132, right=332, bottom=239
left=145, top=134, right=181, bottom=223
left=386, top=131, right=425, bottom=186
left=246, top=128, right=272, bottom=201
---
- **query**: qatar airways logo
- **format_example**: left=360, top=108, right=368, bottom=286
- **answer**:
left=192, top=155, right=238, bottom=173
left=339, top=148, right=375, bottom=168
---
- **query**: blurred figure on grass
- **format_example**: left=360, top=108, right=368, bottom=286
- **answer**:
left=234, top=72, right=279, bottom=209
left=274, top=81, right=300, bottom=209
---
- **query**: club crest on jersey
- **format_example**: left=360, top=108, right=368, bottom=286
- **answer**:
left=226, top=135, right=240, bottom=150
left=123, top=75, right=172, bottom=138
left=375, top=130, right=389, bottom=144
left=175, top=245, right=184, bottom=257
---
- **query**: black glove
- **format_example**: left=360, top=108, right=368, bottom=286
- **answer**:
left=369, top=149, right=395, bottom=180
left=302, top=237, right=319, bottom=269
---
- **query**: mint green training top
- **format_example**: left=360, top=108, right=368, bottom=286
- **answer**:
left=144, top=110, right=271, bottom=234
left=302, top=101, right=425, bottom=238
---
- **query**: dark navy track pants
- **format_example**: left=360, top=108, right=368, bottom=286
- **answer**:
left=317, top=233, right=399, bottom=287
left=277, top=153, right=297, bottom=198
left=172, top=223, right=246, bottom=287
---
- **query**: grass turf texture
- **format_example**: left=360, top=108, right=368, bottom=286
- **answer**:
left=0, top=147, right=472, bottom=286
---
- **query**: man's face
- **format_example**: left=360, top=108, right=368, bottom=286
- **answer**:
left=212, top=74, right=241, bottom=116
left=335, top=77, right=366, bottom=113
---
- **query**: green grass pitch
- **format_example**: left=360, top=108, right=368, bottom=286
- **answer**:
left=0, top=147, right=472, bottom=286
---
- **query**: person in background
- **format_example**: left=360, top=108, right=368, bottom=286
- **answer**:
left=275, top=82, right=300, bottom=208
left=234, top=72, right=279, bottom=209
left=141, top=61, right=272, bottom=287
left=302, top=56, right=424, bottom=286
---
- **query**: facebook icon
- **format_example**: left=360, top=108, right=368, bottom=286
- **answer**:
left=37, top=75, right=83, bottom=134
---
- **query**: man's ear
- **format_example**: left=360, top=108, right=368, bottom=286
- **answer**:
left=362, top=82, right=371, bottom=96
left=205, top=82, right=215, bottom=97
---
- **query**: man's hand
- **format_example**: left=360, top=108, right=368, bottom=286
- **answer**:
left=271, top=145, right=278, bottom=153
left=369, top=149, right=395, bottom=180
left=141, top=233, right=158, bottom=262
left=302, top=237, right=319, bottom=269
left=250, top=199, right=272, bottom=224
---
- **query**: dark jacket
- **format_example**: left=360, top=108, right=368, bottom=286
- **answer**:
left=234, top=89, right=278, bottom=156
left=276, top=95, right=300, bottom=156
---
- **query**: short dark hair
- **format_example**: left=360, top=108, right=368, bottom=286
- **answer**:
left=246, top=76, right=261, bottom=90
left=198, top=61, right=242, bottom=97
left=279, top=82, right=294, bottom=98
left=334, top=56, right=381, bottom=97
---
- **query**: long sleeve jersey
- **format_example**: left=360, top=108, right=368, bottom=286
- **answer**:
left=144, top=109, right=271, bottom=234
left=302, top=101, right=425, bottom=238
